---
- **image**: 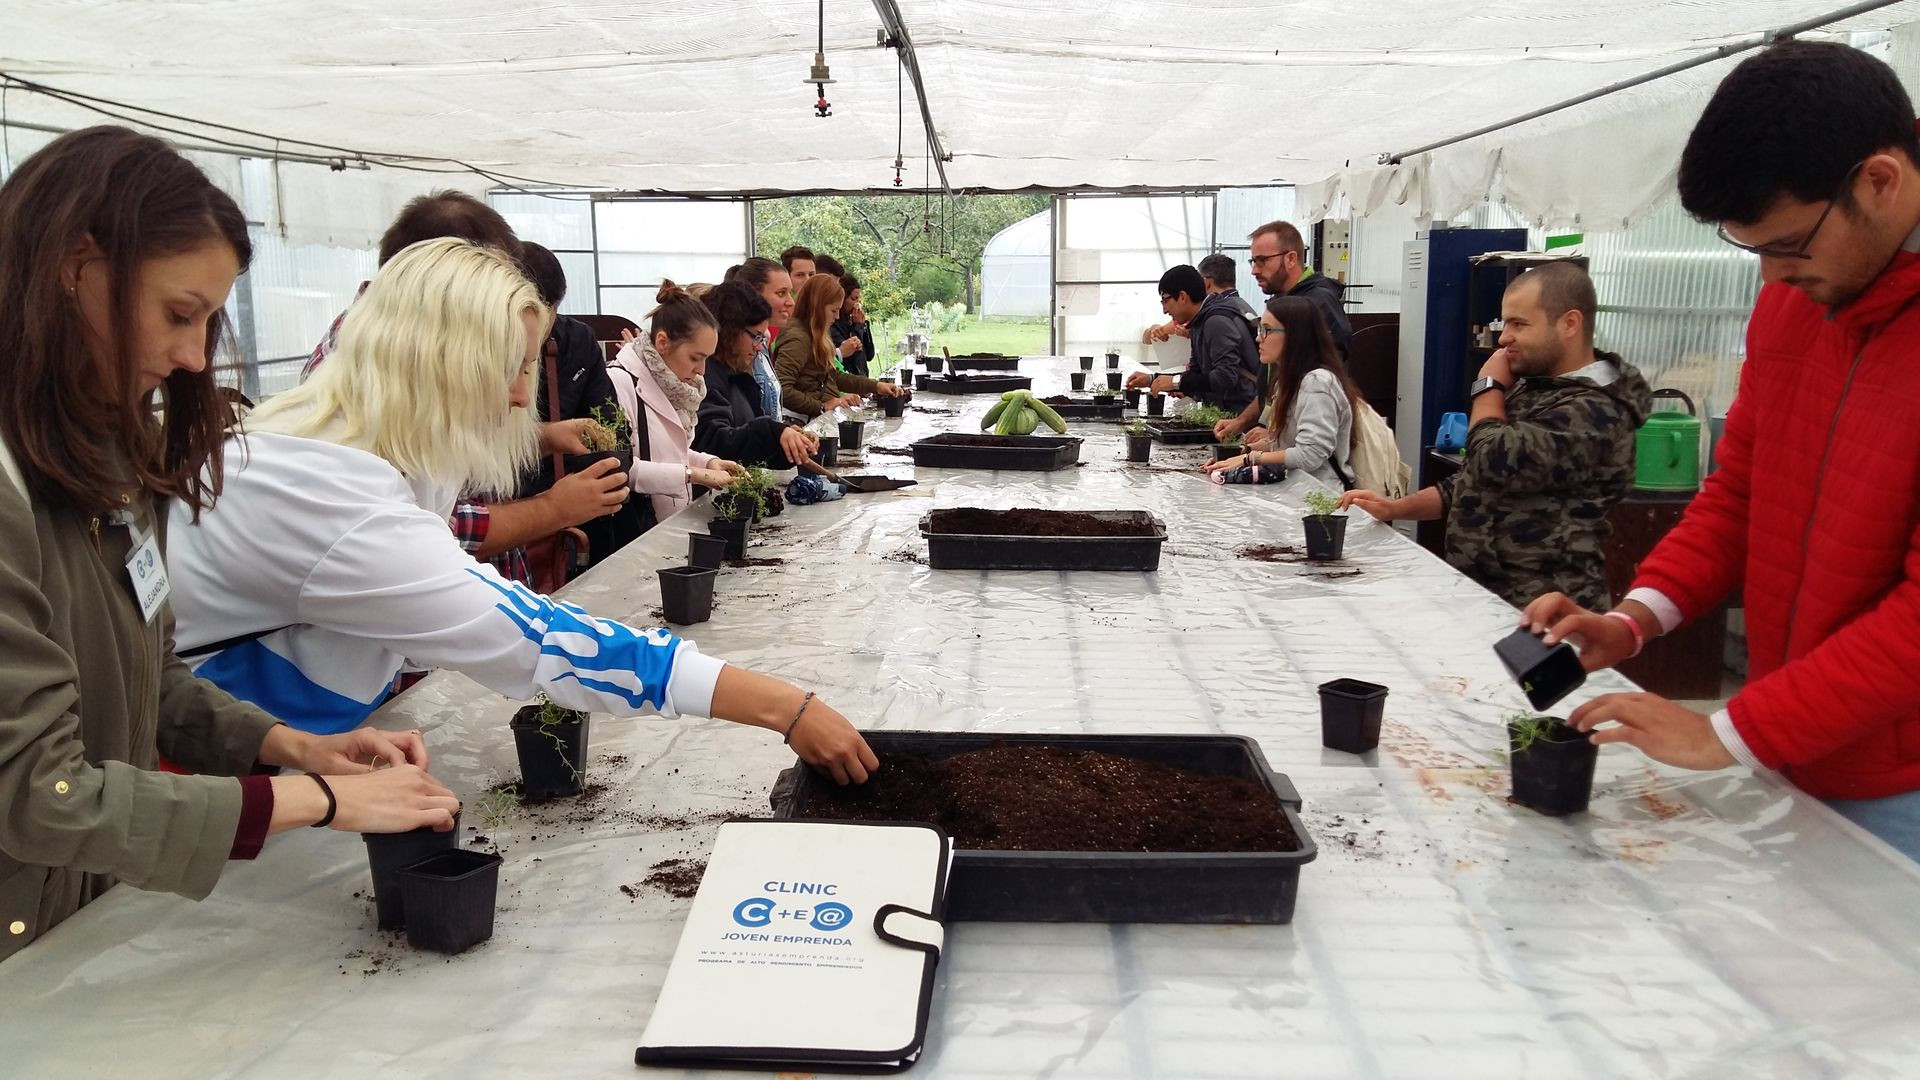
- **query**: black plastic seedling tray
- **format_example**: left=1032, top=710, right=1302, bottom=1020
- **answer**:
left=909, top=433, right=1082, bottom=471
left=947, top=353, right=1022, bottom=371
left=1037, top=395, right=1126, bottom=421
left=1146, top=420, right=1217, bottom=444
left=919, top=508, right=1166, bottom=571
left=771, top=731, right=1314, bottom=924
left=918, top=374, right=1033, bottom=395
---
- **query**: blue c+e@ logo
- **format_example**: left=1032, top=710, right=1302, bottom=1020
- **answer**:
left=810, top=902, right=852, bottom=932
left=733, top=897, right=775, bottom=927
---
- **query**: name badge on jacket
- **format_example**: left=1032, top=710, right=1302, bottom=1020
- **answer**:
left=126, top=532, right=171, bottom=624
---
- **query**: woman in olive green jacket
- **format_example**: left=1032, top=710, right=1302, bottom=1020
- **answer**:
left=773, top=273, right=902, bottom=418
left=0, top=127, right=459, bottom=964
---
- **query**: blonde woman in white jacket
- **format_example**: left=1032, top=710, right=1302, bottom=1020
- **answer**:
left=607, top=282, right=748, bottom=526
left=168, top=240, right=878, bottom=785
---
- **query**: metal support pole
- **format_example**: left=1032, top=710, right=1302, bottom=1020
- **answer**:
left=1380, top=0, right=1905, bottom=165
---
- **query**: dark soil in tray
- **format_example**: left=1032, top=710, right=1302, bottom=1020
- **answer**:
left=804, top=745, right=1298, bottom=852
left=727, top=557, right=786, bottom=567
left=867, top=445, right=916, bottom=456
left=932, top=507, right=1155, bottom=538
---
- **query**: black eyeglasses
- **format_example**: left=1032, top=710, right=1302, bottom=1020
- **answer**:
left=1716, top=161, right=1864, bottom=260
left=1249, top=252, right=1294, bottom=268
left=1255, top=325, right=1286, bottom=339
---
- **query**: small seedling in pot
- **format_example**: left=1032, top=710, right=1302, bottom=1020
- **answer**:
left=1170, top=404, right=1234, bottom=429
left=1126, top=418, right=1150, bottom=437
left=1506, top=713, right=1556, bottom=755
left=583, top=402, right=632, bottom=451
left=713, top=471, right=769, bottom=522
left=1090, top=384, right=1119, bottom=400
left=1303, top=490, right=1340, bottom=518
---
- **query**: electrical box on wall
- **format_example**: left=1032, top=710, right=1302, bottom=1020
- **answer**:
left=1319, top=219, right=1352, bottom=283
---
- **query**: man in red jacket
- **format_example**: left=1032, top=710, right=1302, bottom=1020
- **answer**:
left=1523, top=41, right=1920, bottom=860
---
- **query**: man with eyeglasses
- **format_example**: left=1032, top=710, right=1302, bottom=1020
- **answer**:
left=1125, top=264, right=1258, bottom=412
left=1522, top=41, right=1920, bottom=861
left=1249, top=220, right=1352, bottom=358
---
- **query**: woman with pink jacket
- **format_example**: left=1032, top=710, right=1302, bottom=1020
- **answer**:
left=607, top=282, right=748, bottom=528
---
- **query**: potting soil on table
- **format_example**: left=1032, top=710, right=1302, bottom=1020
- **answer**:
left=800, top=745, right=1299, bottom=852
left=931, top=507, right=1158, bottom=538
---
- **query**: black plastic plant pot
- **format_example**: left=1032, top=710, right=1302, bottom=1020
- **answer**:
left=1508, top=719, right=1599, bottom=816
left=657, top=565, right=719, bottom=625
left=1125, top=434, right=1153, bottom=463
left=1105, top=352, right=1121, bottom=368
left=688, top=532, right=728, bottom=571
left=400, top=850, right=503, bottom=955
left=771, top=731, right=1314, bottom=923
left=1070, top=371, right=1088, bottom=392
left=838, top=419, right=866, bottom=450
left=1078, top=355, right=1095, bottom=370
left=880, top=394, right=906, bottom=417
left=1125, top=387, right=1143, bottom=409
left=923, top=355, right=945, bottom=372
left=1147, top=394, right=1166, bottom=417
left=1318, top=679, right=1388, bottom=754
left=561, top=448, right=635, bottom=483
left=815, top=435, right=839, bottom=466
left=1105, top=371, right=1124, bottom=390
left=510, top=705, right=590, bottom=801
left=362, top=816, right=460, bottom=932
left=1210, top=443, right=1241, bottom=463
left=1302, top=514, right=1348, bottom=561
left=898, top=367, right=914, bottom=387
left=1493, top=627, right=1588, bottom=711
left=707, top=515, right=751, bottom=560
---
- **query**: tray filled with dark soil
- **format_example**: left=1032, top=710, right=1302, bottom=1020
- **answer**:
left=920, top=507, right=1166, bottom=571
left=1038, top=394, right=1126, bottom=421
left=771, top=731, right=1314, bottom=923
left=918, top=374, right=1033, bottom=395
left=909, top=433, right=1082, bottom=471
left=1146, top=419, right=1218, bottom=445
left=946, top=352, right=1022, bottom=371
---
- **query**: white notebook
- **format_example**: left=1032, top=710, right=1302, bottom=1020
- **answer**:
left=635, top=819, right=950, bottom=1073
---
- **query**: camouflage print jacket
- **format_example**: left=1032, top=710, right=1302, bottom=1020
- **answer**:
left=1437, top=352, right=1653, bottom=610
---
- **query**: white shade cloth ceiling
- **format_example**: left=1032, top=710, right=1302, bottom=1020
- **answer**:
left=7, top=1, right=1920, bottom=233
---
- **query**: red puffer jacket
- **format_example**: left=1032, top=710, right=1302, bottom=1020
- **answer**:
left=1632, top=252, right=1920, bottom=800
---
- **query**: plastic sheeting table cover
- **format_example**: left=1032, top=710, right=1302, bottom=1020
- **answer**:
left=2, top=357, right=1918, bottom=1079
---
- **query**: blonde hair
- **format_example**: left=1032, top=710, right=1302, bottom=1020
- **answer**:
left=790, top=273, right=844, bottom=371
left=248, top=237, right=543, bottom=497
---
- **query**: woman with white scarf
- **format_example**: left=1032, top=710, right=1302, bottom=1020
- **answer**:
left=609, top=281, right=749, bottom=525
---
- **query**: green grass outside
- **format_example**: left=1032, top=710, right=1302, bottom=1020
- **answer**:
left=870, top=317, right=1050, bottom=374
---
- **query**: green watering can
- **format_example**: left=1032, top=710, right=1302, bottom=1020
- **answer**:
left=1634, top=388, right=1702, bottom=491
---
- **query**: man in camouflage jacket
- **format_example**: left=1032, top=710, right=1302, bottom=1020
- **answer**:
left=1341, top=261, right=1653, bottom=609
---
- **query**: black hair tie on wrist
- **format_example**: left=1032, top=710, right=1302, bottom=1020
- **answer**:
left=306, top=773, right=337, bottom=828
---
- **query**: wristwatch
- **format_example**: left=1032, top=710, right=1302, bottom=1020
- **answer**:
left=1470, top=376, right=1509, bottom=400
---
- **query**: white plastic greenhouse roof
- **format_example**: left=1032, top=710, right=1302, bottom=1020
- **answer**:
left=7, top=1, right=1920, bottom=213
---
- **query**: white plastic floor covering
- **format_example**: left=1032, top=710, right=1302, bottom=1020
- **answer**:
left=2, top=358, right=1918, bottom=1078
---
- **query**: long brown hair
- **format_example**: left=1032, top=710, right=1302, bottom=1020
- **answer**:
left=700, top=281, right=772, bottom=374
left=790, top=273, right=844, bottom=371
left=1264, top=296, right=1362, bottom=444
left=0, top=126, right=251, bottom=519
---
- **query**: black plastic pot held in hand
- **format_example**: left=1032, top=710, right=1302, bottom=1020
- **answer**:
left=362, top=817, right=460, bottom=931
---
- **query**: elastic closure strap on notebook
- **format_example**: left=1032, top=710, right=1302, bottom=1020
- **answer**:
left=872, top=904, right=944, bottom=958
